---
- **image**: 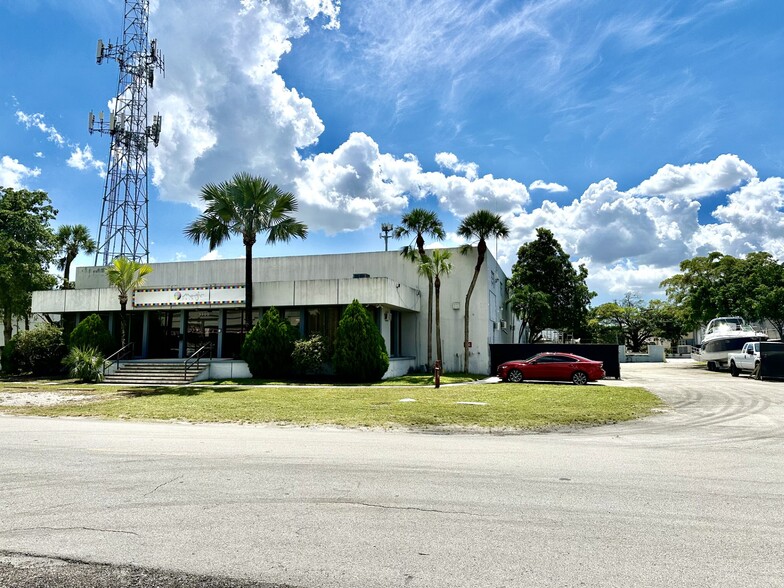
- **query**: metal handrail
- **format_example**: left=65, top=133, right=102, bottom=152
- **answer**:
left=103, top=342, right=135, bottom=376
left=184, top=342, right=213, bottom=381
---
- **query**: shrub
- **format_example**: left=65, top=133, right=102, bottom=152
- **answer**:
left=6, top=324, right=67, bottom=376
left=1, top=338, right=18, bottom=375
left=241, top=307, right=297, bottom=378
left=292, top=335, right=327, bottom=377
left=69, top=313, right=114, bottom=355
left=333, top=300, right=389, bottom=382
left=63, top=346, right=105, bottom=383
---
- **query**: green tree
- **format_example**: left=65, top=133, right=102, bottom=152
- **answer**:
left=593, top=294, right=689, bottom=352
left=661, top=251, right=784, bottom=334
left=744, top=251, right=784, bottom=338
left=185, top=173, right=308, bottom=330
left=0, top=186, right=58, bottom=345
left=69, top=313, right=114, bottom=355
left=458, top=210, right=509, bottom=373
left=4, top=323, right=66, bottom=376
left=241, top=306, right=297, bottom=378
left=508, top=228, right=595, bottom=343
left=648, top=299, right=691, bottom=347
left=418, top=249, right=452, bottom=367
left=55, top=224, right=96, bottom=289
left=394, top=208, right=445, bottom=368
left=508, top=286, right=551, bottom=343
left=333, top=300, right=389, bottom=382
left=593, top=293, right=656, bottom=352
left=105, top=257, right=152, bottom=348
left=661, top=252, right=744, bottom=325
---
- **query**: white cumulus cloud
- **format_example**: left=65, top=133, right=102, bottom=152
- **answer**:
left=435, top=152, right=479, bottom=180
left=529, top=180, right=568, bottom=193
left=147, top=2, right=533, bottom=233
left=66, top=145, right=105, bottom=175
left=495, top=156, right=783, bottom=302
left=0, top=156, right=41, bottom=188
left=631, top=153, right=757, bottom=199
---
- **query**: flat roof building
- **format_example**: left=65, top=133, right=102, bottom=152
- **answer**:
left=31, top=248, right=514, bottom=377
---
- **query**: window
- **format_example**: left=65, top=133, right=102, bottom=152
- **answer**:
left=389, top=310, right=402, bottom=357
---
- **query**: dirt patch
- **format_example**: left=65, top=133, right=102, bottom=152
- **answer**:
left=0, top=392, right=97, bottom=407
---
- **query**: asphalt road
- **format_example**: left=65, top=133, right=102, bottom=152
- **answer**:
left=1, top=360, right=782, bottom=587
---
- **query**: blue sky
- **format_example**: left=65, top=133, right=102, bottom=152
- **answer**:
left=1, top=0, right=782, bottom=303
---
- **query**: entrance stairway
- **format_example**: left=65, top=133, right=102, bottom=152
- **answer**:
left=103, top=361, right=208, bottom=385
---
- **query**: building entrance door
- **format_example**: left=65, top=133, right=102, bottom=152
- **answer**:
left=185, top=310, right=219, bottom=357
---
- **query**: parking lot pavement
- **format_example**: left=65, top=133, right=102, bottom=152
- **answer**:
left=593, top=358, right=784, bottom=447
left=0, top=551, right=289, bottom=588
left=1, top=359, right=782, bottom=588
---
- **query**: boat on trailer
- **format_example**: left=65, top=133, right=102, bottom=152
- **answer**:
left=691, top=316, right=768, bottom=371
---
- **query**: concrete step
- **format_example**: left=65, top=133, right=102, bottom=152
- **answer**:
left=104, top=361, right=208, bottom=385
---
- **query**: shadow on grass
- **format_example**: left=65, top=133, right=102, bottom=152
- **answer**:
left=121, top=385, right=251, bottom=398
left=205, top=372, right=488, bottom=387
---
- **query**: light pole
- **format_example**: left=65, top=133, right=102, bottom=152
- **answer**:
left=380, top=223, right=394, bottom=251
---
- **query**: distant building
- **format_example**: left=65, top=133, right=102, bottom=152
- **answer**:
left=31, top=248, right=515, bottom=376
left=0, top=317, right=24, bottom=348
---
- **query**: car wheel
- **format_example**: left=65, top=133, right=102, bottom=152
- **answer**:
left=507, top=369, right=523, bottom=383
left=730, top=362, right=739, bottom=377
left=571, top=371, right=588, bottom=385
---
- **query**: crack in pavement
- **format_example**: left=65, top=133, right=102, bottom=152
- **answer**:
left=0, top=526, right=140, bottom=537
left=336, top=500, right=483, bottom=517
left=144, top=474, right=184, bottom=497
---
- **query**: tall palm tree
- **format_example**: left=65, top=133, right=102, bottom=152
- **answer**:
left=56, top=224, right=96, bottom=289
left=418, top=249, right=452, bottom=368
left=458, top=210, right=509, bottom=373
left=393, top=208, right=445, bottom=368
left=184, top=172, right=308, bottom=330
left=105, top=257, right=153, bottom=348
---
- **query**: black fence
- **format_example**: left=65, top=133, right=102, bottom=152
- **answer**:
left=760, top=342, right=784, bottom=379
left=489, top=344, right=622, bottom=379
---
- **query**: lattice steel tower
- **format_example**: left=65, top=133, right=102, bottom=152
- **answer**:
left=89, top=0, right=164, bottom=265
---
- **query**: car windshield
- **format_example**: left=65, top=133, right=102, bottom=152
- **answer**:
left=523, top=354, right=544, bottom=362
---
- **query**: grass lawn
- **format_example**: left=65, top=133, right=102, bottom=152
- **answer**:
left=200, top=372, right=487, bottom=387
left=0, top=380, right=661, bottom=431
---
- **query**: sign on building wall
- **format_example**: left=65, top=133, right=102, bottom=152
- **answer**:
left=133, top=286, right=245, bottom=308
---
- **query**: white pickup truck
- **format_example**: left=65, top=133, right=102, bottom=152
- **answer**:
left=728, top=341, right=761, bottom=377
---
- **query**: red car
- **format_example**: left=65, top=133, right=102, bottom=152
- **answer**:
left=497, top=352, right=605, bottom=385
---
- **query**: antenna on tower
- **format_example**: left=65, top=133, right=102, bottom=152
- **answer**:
left=89, top=0, right=165, bottom=266
left=380, top=223, right=394, bottom=252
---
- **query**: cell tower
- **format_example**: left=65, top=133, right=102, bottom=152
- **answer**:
left=89, top=0, right=164, bottom=265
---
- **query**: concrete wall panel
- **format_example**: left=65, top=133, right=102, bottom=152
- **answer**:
left=294, top=280, right=339, bottom=306
left=32, top=290, right=66, bottom=314
left=65, top=289, right=100, bottom=313
left=253, top=282, right=295, bottom=307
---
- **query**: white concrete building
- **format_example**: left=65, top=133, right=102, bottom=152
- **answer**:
left=31, top=248, right=514, bottom=376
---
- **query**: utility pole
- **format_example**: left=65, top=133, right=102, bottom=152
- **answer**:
left=89, top=0, right=164, bottom=265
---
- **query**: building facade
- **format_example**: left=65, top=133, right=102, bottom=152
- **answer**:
left=31, top=248, right=515, bottom=376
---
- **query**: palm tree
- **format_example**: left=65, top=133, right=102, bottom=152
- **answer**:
left=56, top=224, right=96, bottom=289
left=458, top=210, right=509, bottom=373
left=418, top=250, right=452, bottom=368
left=393, top=208, right=445, bottom=368
left=105, top=257, right=153, bottom=348
left=184, top=172, right=307, bottom=330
